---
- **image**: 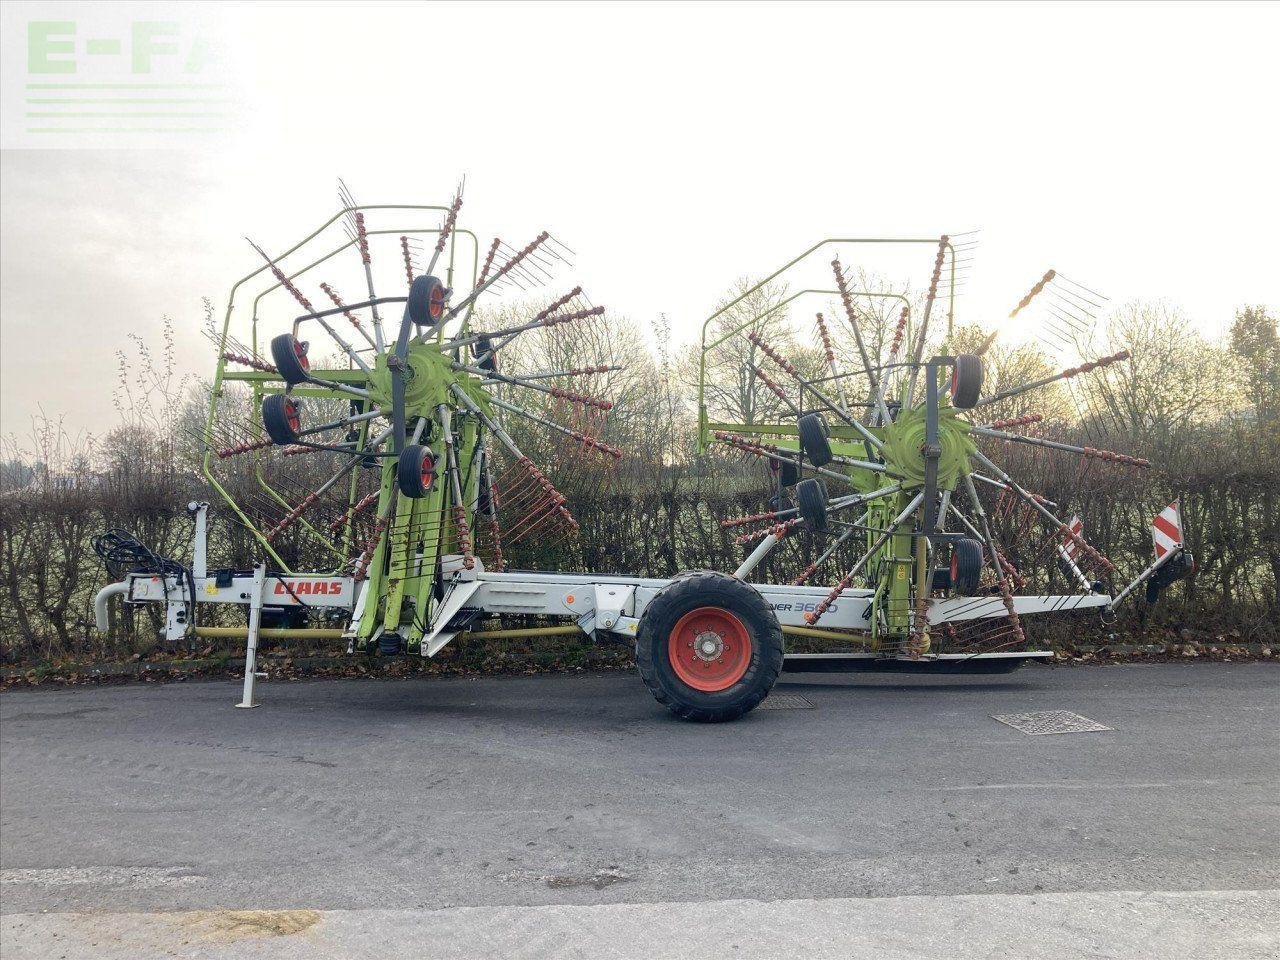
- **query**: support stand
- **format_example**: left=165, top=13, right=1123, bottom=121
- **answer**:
left=236, top=564, right=267, bottom=708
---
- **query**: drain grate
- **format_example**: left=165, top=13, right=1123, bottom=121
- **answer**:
left=758, top=693, right=815, bottom=710
left=993, top=710, right=1112, bottom=735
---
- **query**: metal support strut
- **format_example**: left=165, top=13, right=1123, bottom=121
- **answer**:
left=236, top=564, right=268, bottom=709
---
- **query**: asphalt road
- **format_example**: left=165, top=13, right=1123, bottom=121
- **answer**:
left=2, top=662, right=1277, bottom=958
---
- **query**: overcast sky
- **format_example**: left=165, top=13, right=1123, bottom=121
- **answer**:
left=2, top=0, right=1277, bottom=440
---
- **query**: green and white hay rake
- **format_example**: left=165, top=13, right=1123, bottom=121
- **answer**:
left=96, top=195, right=1186, bottom=722
left=696, top=236, right=1161, bottom=664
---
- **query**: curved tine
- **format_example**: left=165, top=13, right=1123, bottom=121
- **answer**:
left=970, top=426, right=1149, bottom=468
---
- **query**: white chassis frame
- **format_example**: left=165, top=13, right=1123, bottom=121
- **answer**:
left=96, top=504, right=1117, bottom=707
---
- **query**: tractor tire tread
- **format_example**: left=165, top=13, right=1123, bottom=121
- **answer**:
left=635, top=571, right=783, bottom=723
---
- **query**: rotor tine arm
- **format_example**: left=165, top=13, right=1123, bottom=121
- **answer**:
left=747, top=332, right=883, bottom=450
left=1009, top=269, right=1056, bottom=319
left=296, top=407, right=382, bottom=438
left=263, top=425, right=394, bottom=542
left=480, top=364, right=619, bottom=385
left=349, top=211, right=385, bottom=354
left=871, top=307, right=911, bottom=424
left=971, top=425, right=1150, bottom=467
left=971, top=450, right=1115, bottom=573
left=444, top=288, right=586, bottom=353
left=831, top=260, right=890, bottom=422
left=438, top=405, right=475, bottom=570
left=246, top=239, right=373, bottom=376
left=488, top=396, right=622, bottom=459
left=453, top=363, right=614, bottom=413
left=813, top=311, right=852, bottom=415
left=318, top=283, right=377, bottom=349
left=791, top=525, right=858, bottom=585
left=447, top=231, right=550, bottom=320
left=970, top=471, right=1058, bottom=510
left=710, top=431, right=888, bottom=482
left=304, top=375, right=374, bottom=401
left=958, top=472, right=1026, bottom=643
left=974, top=351, right=1130, bottom=408
left=751, top=364, right=802, bottom=417
left=904, top=235, right=949, bottom=407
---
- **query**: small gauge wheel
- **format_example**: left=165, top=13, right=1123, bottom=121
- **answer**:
left=950, top=354, right=984, bottom=409
left=950, top=537, right=984, bottom=595
left=407, top=275, right=448, bottom=327
left=270, top=334, right=311, bottom=385
left=262, top=394, right=302, bottom=445
left=798, top=412, right=832, bottom=467
left=397, top=444, right=438, bottom=498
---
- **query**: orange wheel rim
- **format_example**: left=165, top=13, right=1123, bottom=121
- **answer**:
left=667, top=606, right=752, bottom=692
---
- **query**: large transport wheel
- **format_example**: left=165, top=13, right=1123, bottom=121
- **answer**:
left=798, top=412, right=832, bottom=467
left=950, top=353, right=984, bottom=409
left=636, top=571, right=784, bottom=722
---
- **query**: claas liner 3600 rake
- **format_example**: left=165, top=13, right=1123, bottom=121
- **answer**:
left=96, top=193, right=1188, bottom=722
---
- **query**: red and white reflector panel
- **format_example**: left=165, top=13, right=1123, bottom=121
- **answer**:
left=1152, top=501, right=1183, bottom=559
left=1061, top=515, right=1083, bottom=559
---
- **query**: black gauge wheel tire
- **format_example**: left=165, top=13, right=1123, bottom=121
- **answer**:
left=950, top=537, right=984, bottom=596
left=950, top=354, right=984, bottom=409
left=796, top=478, right=829, bottom=533
left=397, top=444, right=438, bottom=498
left=270, top=334, right=311, bottom=385
left=262, top=394, right=302, bottom=445
left=407, top=275, right=448, bottom=327
left=798, top=412, right=833, bottom=467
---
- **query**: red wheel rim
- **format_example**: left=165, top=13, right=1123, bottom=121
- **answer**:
left=293, top=339, right=310, bottom=371
left=949, top=367, right=958, bottom=396
left=420, top=452, right=435, bottom=490
left=284, top=399, right=301, bottom=432
left=429, top=284, right=445, bottom=320
left=950, top=551, right=959, bottom=583
left=667, top=606, right=752, bottom=693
